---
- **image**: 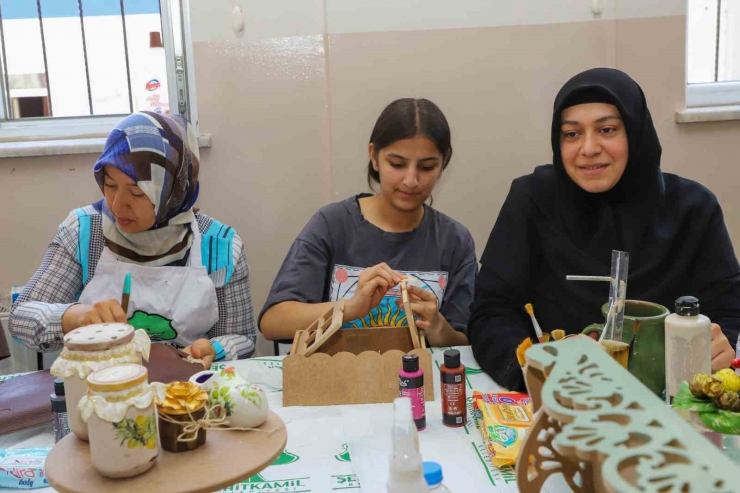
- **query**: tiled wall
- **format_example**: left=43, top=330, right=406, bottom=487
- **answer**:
left=1, top=0, right=738, bottom=358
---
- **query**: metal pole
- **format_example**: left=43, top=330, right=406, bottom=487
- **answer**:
left=715, top=0, right=722, bottom=82
left=36, top=0, right=53, bottom=116
left=120, top=0, right=134, bottom=113
left=78, top=0, right=93, bottom=115
left=0, top=0, right=13, bottom=118
left=566, top=276, right=614, bottom=283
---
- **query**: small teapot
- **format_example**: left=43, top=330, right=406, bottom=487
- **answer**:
left=190, top=367, right=268, bottom=429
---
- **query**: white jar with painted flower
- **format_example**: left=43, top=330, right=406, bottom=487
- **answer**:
left=190, top=366, right=269, bottom=428
left=79, top=364, right=166, bottom=478
left=50, top=323, right=151, bottom=441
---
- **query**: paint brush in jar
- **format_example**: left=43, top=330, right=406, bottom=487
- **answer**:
left=524, top=303, right=544, bottom=343
left=121, top=272, right=131, bottom=315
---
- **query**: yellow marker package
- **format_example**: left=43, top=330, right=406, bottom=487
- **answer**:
left=472, top=391, right=534, bottom=468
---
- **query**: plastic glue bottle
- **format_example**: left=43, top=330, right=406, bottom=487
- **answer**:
left=387, top=397, right=427, bottom=493
left=665, top=296, right=711, bottom=404
left=423, top=462, right=453, bottom=492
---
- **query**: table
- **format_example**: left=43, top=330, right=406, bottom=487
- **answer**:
left=2, top=347, right=569, bottom=493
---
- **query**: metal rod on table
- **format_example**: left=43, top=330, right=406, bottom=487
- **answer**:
left=566, top=276, right=614, bottom=282
left=567, top=250, right=629, bottom=344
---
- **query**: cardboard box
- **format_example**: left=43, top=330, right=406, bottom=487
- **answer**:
left=281, top=300, right=435, bottom=407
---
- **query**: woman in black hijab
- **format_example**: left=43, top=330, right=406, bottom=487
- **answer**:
left=469, top=68, right=740, bottom=391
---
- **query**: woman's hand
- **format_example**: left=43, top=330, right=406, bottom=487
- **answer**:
left=344, top=263, right=403, bottom=322
left=61, top=299, right=127, bottom=333
left=711, top=323, right=735, bottom=372
left=183, top=339, right=215, bottom=369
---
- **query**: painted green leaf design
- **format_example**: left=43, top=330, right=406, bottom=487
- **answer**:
left=240, top=389, right=262, bottom=407
left=111, top=415, right=157, bottom=449
left=219, top=386, right=230, bottom=397
left=671, top=381, right=717, bottom=413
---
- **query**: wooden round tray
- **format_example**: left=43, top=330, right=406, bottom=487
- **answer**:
left=46, top=411, right=287, bottom=493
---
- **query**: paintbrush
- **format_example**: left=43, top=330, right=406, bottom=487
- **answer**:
left=121, top=272, right=131, bottom=315
left=524, top=303, right=544, bottom=343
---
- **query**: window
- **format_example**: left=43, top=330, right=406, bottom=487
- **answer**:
left=686, top=0, right=740, bottom=108
left=0, top=0, right=197, bottom=143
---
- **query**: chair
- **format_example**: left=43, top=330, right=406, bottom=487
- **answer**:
left=10, top=286, right=44, bottom=371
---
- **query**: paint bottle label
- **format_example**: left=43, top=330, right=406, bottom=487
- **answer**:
left=441, top=371, right=466, bottom=426
left=399, top=375, right=426, bottom=430
left=52, top=411, right=70, bottom=443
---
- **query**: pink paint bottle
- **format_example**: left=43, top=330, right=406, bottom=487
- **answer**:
left=399, top=355, right=426, bottom=431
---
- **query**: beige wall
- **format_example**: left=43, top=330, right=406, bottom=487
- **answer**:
left=1, top=1, right=738, bottom=357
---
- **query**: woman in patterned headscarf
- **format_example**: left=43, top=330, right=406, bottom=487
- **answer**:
left=10, top=112, right=256, bottom=366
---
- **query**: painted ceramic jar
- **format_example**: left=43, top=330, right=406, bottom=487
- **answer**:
left=190, top=367, right=269, bottom=428
left=79, top=364, right=165, bottom=479
left=50, top=323, right=151, bottom=441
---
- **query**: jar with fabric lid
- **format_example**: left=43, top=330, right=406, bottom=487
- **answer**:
left=50, top=323, right=151, bottom=441
left=78, top=364, right=166, bottom=478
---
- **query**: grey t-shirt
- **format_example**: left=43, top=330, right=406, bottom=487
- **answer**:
left=260, top=194, right=477, bottom=332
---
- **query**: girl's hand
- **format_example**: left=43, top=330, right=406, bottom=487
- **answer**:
left=398, top=284, right=441, bottom=337
left=344, top=263, right=403, bottom=321
left=183, top=339, right=216, bottom=368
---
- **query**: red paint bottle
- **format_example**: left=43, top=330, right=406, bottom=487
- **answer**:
left=440, top=349, right=466, bottom=427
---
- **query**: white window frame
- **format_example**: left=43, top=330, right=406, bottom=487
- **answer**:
left=680, top=0, right=740, bottom=122
left=0, top=0, right=202, bottom=148
left=686, top=81, right=740, bottom=108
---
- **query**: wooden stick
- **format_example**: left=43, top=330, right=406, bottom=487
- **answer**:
left=316, top=315, right=325, bottom=341
left=401, top=280, right=421, bottom=349
left=303, top=301, right=345, bottom=357
left=291, top=330, right=307, bottom=356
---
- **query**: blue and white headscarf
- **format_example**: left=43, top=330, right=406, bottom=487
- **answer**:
left=93, top=112, right=200, bottom=266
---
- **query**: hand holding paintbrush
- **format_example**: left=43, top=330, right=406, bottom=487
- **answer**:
left=121, top=272, right=131, bottom=315
left=515, top=303, right=566, bottom=366
left=524, top=303, right=544, bottom=343
left=60, top=275, right=129, bottom=333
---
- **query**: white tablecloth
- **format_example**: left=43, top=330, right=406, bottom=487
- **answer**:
left=1, top=347, right=569, bottom=492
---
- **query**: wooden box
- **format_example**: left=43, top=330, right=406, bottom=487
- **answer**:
left=282, top=295, right=434, bottom=407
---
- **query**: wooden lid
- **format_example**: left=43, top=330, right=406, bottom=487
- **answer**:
left=64, top=323, right=135, bottom=351
left=87, top=364, right=148, bottom=392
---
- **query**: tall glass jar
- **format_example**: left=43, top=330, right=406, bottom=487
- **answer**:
left=50, top=323, right=151, bottom=440
left=79, top=364, right=165, bottom=478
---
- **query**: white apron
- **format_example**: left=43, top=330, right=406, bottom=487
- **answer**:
left=78, top=222, right=219, bottom=348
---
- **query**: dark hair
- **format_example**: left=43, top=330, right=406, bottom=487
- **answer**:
left=367, top=98, right=453, bottom=189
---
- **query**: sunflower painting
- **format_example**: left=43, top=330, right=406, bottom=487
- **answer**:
left=330, top=266, right=448, bottom=329
left=112, top=415, right=157, bottom=449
